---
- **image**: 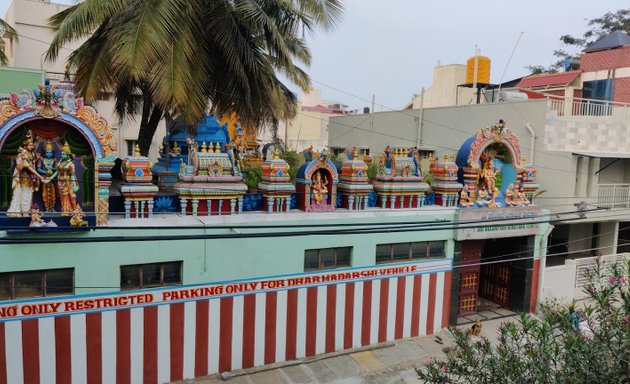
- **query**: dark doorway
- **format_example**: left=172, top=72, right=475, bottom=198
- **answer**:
left=453, top=236, right=534, bottom=321
left=480, top=236, right=533, bottom=313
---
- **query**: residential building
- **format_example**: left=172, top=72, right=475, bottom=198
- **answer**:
left=330, top=31, right=630, bottom=308
left=262, top=87, right=351, bottom=151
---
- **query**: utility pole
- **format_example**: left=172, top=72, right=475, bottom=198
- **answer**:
left=369, top=94, right=375, bottom=154
left=416, top=87, right=425, bottom=150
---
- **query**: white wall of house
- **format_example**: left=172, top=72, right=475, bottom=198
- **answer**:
left=407, top=64, right=477, bottom=109
left=2, top=0, right=79, bottom=73
left=542, top=261, right=578, bottom=304
left=3, top=0, right=163, bottom=161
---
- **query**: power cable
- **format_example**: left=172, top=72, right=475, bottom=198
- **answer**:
left=0, top=208, right=606, bottom=245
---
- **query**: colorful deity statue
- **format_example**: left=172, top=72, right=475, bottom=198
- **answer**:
left=312, top=170, right=329, bottom=204
left=7, top=130, right=47, bottom=217
left=36, top=140, right=59, bottom=212
left=57, top=141, right=79, bottom=215
left=70, top=206, right=88, bottom=227
left=481, top=159, right=496, bottom=193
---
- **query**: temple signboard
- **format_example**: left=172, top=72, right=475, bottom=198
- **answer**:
left=455, top=206, right=543, bottom=240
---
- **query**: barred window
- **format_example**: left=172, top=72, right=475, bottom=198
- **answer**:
left=304, top=247, right=352, bottom=271
left=121, top=261, right=182, bottom=290
left=376, top=241, right=446, bottom=264
left=0, top=268, right=74, bottom=300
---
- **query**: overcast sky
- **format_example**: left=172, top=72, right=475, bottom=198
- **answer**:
left=2, top=0, right=625, bottom=110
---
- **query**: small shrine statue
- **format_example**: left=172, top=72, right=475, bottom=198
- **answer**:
left=459, top=188, right=474, bottom=207
left=37, top=140, right=58, bottom=212
left=234, top=122, right=245, bottom=149
left=70, top=206, right=88, bottom=227
left=514, top=185, right=530, bottom=206
left=303, top=145, right=314, bottom=162
left=412, top=147, right=423, bottom=177
left=476, top=185, right=491, bottom=207
left=57, top=141, right=79, bottom=216
left=171, top=141, right=181, bottom=155
left=312, top=170, right=328, bottom=204
left=7, top=130, right=47, bottom=217
left=29, top=205, right=46, bottom=228
left=492, top=119, right=506, bottom=133
left=383, top=146, right=394, bottom=174
left=481, top=160, right=496, bottom=193
left=504, top=184, right=516, bottom=206
left=488, top=187, right=502, bottom=208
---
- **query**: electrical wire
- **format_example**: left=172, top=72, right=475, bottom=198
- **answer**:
left=11, top=30, right=596, bottom=175
left=0, top=207, right=609, bottom=245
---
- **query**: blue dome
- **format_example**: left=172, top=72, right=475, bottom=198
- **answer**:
left=456, top=135, right=475, bottom=184
left=170, top=115, right=230, bottom=144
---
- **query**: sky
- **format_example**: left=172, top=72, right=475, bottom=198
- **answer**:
left=1, top=0, right=626, bottom=111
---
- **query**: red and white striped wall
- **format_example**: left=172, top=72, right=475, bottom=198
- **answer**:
left=0, top=265, right=452, bottom=384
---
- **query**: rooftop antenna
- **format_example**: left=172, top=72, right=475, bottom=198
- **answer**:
left=497, top=32, right=524, bottom=101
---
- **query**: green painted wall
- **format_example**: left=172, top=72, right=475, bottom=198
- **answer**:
left=0, top=67, right=45, bottom=96
left=0, top=210, right=549, bottom=296
left=0, top=211, right=459, bottom=295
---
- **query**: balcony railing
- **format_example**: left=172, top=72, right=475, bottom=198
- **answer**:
left=598, top=184, right=630, bottom=207
left=548, top=96, right=630, bottom=118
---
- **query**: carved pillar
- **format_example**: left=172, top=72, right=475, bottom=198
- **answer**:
left=180, top=199, right=188, bottom=216
left=124, top=201, right=131, bottom=219
left=148, top=199, right=154, bottom=219
left=238, top=197, right=244, bottom=213
left=95, top=156, right=116, bottom=225
left=192, top=199, right=199, bottom=217
left=389, top=195, right=396, bottom=209
left=348, top=195, right=355, bottom=211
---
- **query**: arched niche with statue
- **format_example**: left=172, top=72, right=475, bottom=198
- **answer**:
left=0, top=81, right=118, bottom=225
left=455, top=120, right=539, bottom=208
left=295, top=152, right=339, bottom=212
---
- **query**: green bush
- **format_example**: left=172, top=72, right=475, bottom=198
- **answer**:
left=418, top=258, right=630, bottom=383
left=242, top=165, right=262, bottom=190
left=367, top=161, right=379, bottom=182
left=281, top=150, right=303, bottom=182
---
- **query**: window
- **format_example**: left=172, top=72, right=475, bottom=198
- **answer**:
left=0, top=268, right=74, bottom=300
left=376, top=241, right=446, bottom=264
left=304, top=247, right=351, bottom=271
left=121, top=261, right=182, bottom=290
left=126, top=140, right=138, bottom=156
left=582, top=79, right=613, bottom=116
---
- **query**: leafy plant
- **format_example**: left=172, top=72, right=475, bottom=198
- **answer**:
left=367, top=161, right=379, bottom=182
left=418, top=258, right=630, bottom=383
left=281, top=150, right=303, bottom=182
left=242, top=165, right=262, bottom=191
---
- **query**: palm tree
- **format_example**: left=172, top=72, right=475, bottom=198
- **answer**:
left=46, top=0, right=343, bottom=156
left=0, top=18, right=18, bottom=65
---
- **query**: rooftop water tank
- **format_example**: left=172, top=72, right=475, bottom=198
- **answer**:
left=466, top=55, right=491, bottom=85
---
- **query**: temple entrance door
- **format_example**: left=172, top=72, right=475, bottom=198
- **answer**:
left=480, top=263, right=510, bottom=307
left=478, top=236, right=532, bottom=312
left=457, top=240, right=483, bottom=315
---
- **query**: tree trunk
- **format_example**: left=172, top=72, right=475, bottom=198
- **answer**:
left=137, top=105, right=163, bottom=157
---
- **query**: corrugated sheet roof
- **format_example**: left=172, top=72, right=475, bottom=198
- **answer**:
left=516, top=70, right=581, bottom=88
